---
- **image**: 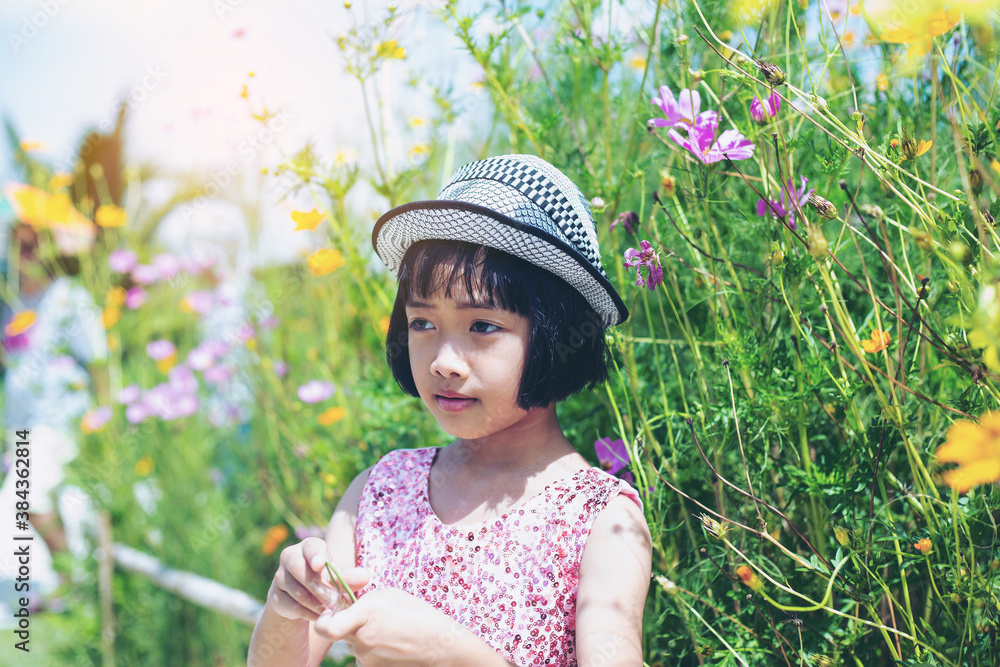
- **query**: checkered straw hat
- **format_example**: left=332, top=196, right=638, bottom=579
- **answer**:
left=372, top=154, right=629, bottom=328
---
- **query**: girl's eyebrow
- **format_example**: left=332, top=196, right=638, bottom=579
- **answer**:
left=406, top=299, right=495, bottom=311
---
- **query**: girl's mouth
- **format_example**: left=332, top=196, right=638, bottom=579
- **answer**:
left=435, top=395, right=477, bottom=412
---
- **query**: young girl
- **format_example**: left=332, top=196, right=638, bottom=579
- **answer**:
left=249, top=154, right=651, bottom=666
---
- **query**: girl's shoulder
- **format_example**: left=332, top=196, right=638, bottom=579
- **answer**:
left=363, top=447, right=437, bottom=487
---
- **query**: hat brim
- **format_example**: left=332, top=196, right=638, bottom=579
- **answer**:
left=373, top=200, right=628, bottom=328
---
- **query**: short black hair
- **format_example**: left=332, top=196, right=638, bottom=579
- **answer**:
left=385, top=239, right=612, bottom=410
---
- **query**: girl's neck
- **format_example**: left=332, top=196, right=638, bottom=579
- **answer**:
left=446, top=405, right=579, bottom=477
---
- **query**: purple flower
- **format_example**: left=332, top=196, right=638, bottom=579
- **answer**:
left=259, top=314, right=279, bottom=330
left=623, top=240, right=664, bottom=291
left=126, top=402, right=149, bottom=424
left=273, top=361, right=288, bottom=378
left=756, top=176, right=815, bottom=230
left=203, top=364, right=232, bottom=385
left=143, top=383, right=198, bottom=421
left=132, top=264, right=159, bottom=285
left=611, top=211, right=638, bottom=234
left=81, top=406, right=113, bottom=433
left=595, top=437, right=635, bottom=485
left=649, top=85, right=715, bottom=130
left=125, top=286, right=147, bottom=310
left=297, top=380, right=335, bottom=404
left=153, top=253, right=181, bottom=281
left=182, top=290, right=213, bottom=315
left=146, top=339, right=176, bottom=361
left=117, top=385, right=141, bottom=404
left=750, top=91, right=781, bottom=123
left=168, top=365, right=199, bottom=395
left=668, top=114, right=756, bottom=164
left=187, top=345, right=215, bottom=371
left=109, top=248, right=138, bottom=273
left=2, top=331, right=30, bottom=353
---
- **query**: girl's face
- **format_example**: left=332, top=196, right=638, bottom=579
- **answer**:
left=405, top=277, right=534, bottom=440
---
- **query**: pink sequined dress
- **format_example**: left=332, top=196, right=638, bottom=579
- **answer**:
left=354, top=447, right=642, bottom=666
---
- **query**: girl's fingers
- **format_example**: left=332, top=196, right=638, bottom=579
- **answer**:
left=300, top=538, right=330, bottom=572
left=274, top=571, right=327, bottom=616
left=270, top=586, right=321, bottom=622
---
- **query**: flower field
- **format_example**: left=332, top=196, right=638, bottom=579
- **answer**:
left=3, top=0, right=1000, bottom=665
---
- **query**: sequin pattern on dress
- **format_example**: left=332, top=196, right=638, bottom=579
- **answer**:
left=354, top=447, right=642, bottom=666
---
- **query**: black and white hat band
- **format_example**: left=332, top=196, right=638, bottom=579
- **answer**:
left=372, top=154, right=628, bottom=328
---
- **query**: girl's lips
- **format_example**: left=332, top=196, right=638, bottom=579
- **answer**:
left=435, top=395, right=477, bottom=412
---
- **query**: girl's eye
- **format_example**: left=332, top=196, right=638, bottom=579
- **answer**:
left=471, top=321, right=501, bottom=334
left=409, top=319, right=433, bottom=331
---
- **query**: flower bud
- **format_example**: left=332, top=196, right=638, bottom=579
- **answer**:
left=860, top=203, right=884, bottom=221
left=676, top=34, right=689, bottom=47
left=756, top=59, right=786, bottom=86
left=950, top=240, right=972, bottom=264
left=654, top=574, right=678, bottom=595
left=808, top=225, right=828, bottom=259
left=659, top=170, right=676, bottom=198
left=834, top=526, right=850, bottom=546
left=590, top=196, right=606, bottom=211
left=914, top=538, right=932, bottom=555
left=690, top=69, right=705, bottom=83
left=814, top=656, right=833, bottom=667
left=736, top=565, right=764, bottom=592
left=808, top=193, right=838, bottom=219
left=969, top=168, right=984, bottom=195
left=769, top=241, right=785, bottom=267
left=901, top=131, right=917, bottom=161
left=699, top=513, right=729, bottom=539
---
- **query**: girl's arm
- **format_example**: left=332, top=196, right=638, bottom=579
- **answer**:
left=248, top=467, right=372, bottom=667
left=575, top=494, right=652, bottom=666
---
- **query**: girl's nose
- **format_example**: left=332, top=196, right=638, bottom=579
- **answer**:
left=429, top=341, right=469, bottom=378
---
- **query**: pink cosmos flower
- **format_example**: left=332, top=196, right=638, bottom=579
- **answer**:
left=611, top=211, right=638, bottom=234
left=182, top=290, right=213, bottom=315
left=668, top=113, right=755, bottom=164
left=623, top=240, right=664, bottom=291
left=146, top=339, right=176, bottom=361
left=203, top=364, right=232, bottom=385
left=168, top=365, right=199, bottom=395
left=117, top=385, right=141, bottom=404
left=81, top=406, right=113, bottom=433
left=297, top=380, right=335, bottom=404
left=109, top=248, right=138, bottom=273
left=273, top=361, right=288, bottom=379
left=132, top=264, right=159, bottom=285
left=126, top=402, right=148, bottom=424
left=153, top=253, right=181, bottom=281
left=595, top=437, right=635, bottom=485
left=756, top=176, right=815, bottom=230
left=750, top=91, right=781, bottom=123
left=125, top=286, right=147, bottom=310
left=648, top=85, right=714, bottom=130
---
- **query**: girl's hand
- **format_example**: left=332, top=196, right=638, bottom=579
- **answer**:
left=314, top=588, right=483, bottom=666
left=266, top=537, right=368, bottom=622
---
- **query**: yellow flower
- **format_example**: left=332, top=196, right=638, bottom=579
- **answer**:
left=307, top=248, right=346, bottom=277
left=320, top=472, right=337, bottom=486
left=991, top=160, right=1000, bottom=178
left=375, top=39, right=406, bottom=60
left=733, top=0, right=776, bottom=23
left=48, top=172, right=74, bottom=190
left=935, top=412, right=1000, bottom=493
left=629, top=54, right=646, bottom=70
left=106, top=286, right=126, bottom=307
left=292, top=209, right=326, bottom=231
left=914, top=538, right=933, bottom=554
left=407, top=116, right=427, bottom=128
left=867, top=2, right=962, bottom=58
left=19, top=140, right=44, bottom=152
left=102, top=306, right=121, bottom=329
left=736, top=565, right=764, bottom=592
left=156, top=352, right=178, bottom=374
left=4, top=311, right=37, bottom=336
left=135, top=456, right=154, bottom=477
left=861, top=329, right=892, bottom=353
left=334, top=147, right=359, bottom=167
left=262, top=524, right=289, bottom=556
left=378, top=315, right=391, bottom=335
left=95, top=204, right=127, bottom=228
left=240, top=84, right=248, bottom=99
left=876, top=72, right=889, bottom=92
left=409, top=143, right=429, bottom=158
left=318, top=406, right=346, bottom=426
